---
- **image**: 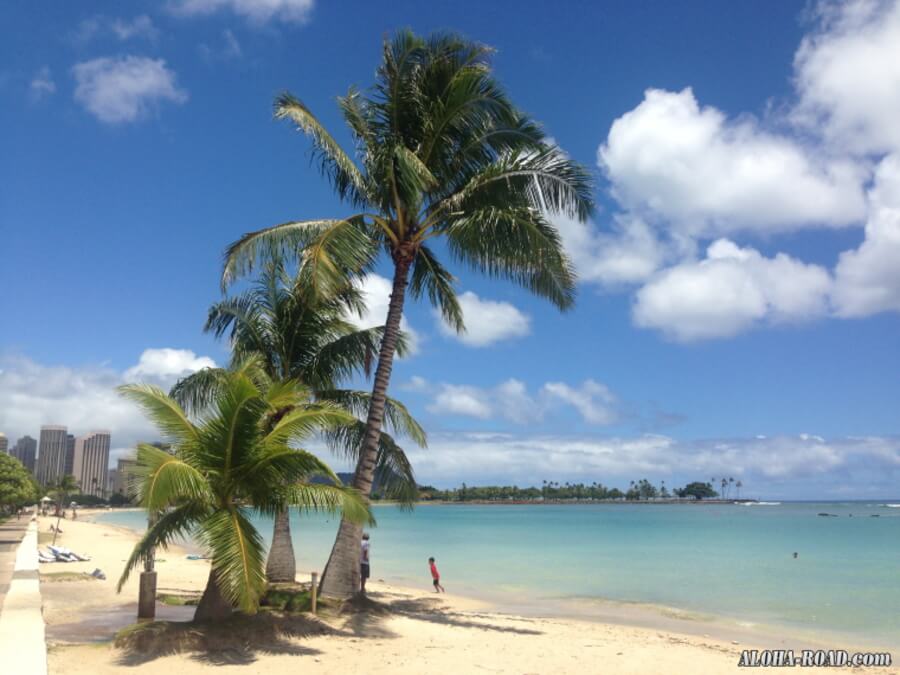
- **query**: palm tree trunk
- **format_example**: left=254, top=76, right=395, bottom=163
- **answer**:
left=319, top=254, right=412, bottom=598
left=194, top=567, right=232, bottom=622
left=265, top=507, right=296, bottom=583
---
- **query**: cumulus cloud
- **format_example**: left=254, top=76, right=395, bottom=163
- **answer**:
left=347, top=274, right=421, bottom=355
left=832, top=153, right=900, bottom=316
left=402, top=431, right=900, bottom=498
left=0, top=349, right=216, bottom=465
left=421, top=378, right=617, bottom=425
left=435, top=291, right=531, bottom=347
left=75, top=15, right=159, bottom=42
left=123, top=348, right=217, bottom=384
left=72, top=56, right=188, bottom=124
left=600, top=87, right=867, bottom=236
left=170, top=0, right=314, bottom=24
left=633, top=239, right=832, bottom=341
left=542, top=380, right=617, bottom=425
left=29, top=66, right=55, bottom=101
left=793, top=0, right=900, bottom=155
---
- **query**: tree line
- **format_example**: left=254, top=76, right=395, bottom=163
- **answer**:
left=418, top=479, right=727, bottom=502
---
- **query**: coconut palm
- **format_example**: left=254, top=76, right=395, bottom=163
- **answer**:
left=171, top=257, right=425, bottom=583
left=222, top=31, right=593, bottom=597
left=116, top=363, right=372, bottom=622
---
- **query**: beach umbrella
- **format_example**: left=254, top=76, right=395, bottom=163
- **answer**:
left=40, top=496, right=53, bottom=503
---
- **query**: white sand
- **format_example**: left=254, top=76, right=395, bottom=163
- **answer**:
left=39, top=514, right=896, bottom=675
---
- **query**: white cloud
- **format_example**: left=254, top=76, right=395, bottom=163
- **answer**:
left=429, top=384, right=493, bottom=419
left=75, top=15, right=159, bottom=43
left=199, top=29, right=243, bottom=61
left=436, top=291, right=530, bottom=347
left=72, top=56, right=188, bottom=124
left=347, top=274, right=421, bottom=356
left=542, top=380, right=617, bottom=425
left=793, top=0, right=900, bottom=155
left=123, top=348, right=216, bottom=385
left=170, top=0, right=314, bottom=24
left=554, top=213, right=692, bottom=286
left=402, top=431, right=900, bottom=498
left=633, top=239, right=832, bottom=341
left=0, top=349, right=216, bottom=466
left=600, top=87, right=867, bottom=237
left=832, top=153, right=900, bottom=316
left=29, top=66, right=55, bottom=101
left=422, top=378, right=616, bottom=425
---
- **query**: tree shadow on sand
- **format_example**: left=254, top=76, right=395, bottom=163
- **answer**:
left=346, top=592, right=544, bottom=637
left=113, top=612, right=334, bottom=666
left=113, top=591, right=542, bottom=667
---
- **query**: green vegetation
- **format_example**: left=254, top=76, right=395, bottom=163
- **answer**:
left=170, top=255, right=424, bottom=583
left=0, top=453, right=38, bottom=515
left=421, top=479, right=723, bottom=502
left=222, top=30, right=593, bottom=598
left=116, top=361, right=374, bottom=622
left=673, top=482, right=720, bottom=500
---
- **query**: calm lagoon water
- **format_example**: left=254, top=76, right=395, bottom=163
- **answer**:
left=97, top=501, right=900, bottom=648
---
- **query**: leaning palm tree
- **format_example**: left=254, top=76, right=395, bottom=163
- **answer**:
left=223, top=31, right=593, bottom=597
left=171, top=257, right=424, bottom=583
left=117, top=363, right=372, bottom=622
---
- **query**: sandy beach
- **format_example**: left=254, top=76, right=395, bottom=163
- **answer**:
left=36, top=513, right=896, bottom=675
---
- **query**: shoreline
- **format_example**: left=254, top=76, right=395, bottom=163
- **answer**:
left=36, top=516, right=896, bottom=674
left=77, top=510, right=897, bottom=655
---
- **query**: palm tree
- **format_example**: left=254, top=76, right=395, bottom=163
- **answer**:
left=736, top=480, right=743, bottom=500
left=50, top=474, right=79, bottom=545
left=222, top=31, right=593, bottom=597
left=117, top=363, right=372, bottom=622
left=171, top=258, right=425, bottom=583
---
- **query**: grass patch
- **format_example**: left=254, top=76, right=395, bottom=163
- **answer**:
left=157, top=593, right=200, bottom=607
left=260, top=583, right=338, bottom=615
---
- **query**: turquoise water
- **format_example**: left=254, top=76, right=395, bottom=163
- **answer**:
left=96, top=501, right=900, bottom=648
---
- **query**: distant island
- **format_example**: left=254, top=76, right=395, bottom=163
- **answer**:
left=407, top=478, right=751, bottom=504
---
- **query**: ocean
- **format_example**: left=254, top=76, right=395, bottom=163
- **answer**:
left=96, top=501, right=900, bottom=649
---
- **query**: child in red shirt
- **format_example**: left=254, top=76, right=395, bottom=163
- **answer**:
left=428, top=557, right=445, bottom=593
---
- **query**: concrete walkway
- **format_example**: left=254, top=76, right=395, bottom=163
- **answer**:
left=0, top=519, right=47, bottom=675
left=0, top=518, right=29, bottom=601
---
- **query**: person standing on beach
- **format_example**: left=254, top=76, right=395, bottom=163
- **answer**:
left=429, top=557, right=445, bottom=593
left=360, top=532, right=370, bottom=595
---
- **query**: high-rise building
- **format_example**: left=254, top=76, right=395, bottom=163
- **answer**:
left=11, top=436, right=37, bottom=474
left=113, top=456, right=141, bottom=497
left=0, top=433, right=8, bottom=455
left=36, top=425, right=68, bottom=486
left=64, top=434, right=75, bottom=476
left=72, top=431, right=111, bottom=498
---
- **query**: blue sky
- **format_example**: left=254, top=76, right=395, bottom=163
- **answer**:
left=1, top=0, right=899, bottom=498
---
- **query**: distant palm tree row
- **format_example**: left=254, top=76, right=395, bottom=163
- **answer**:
left=420, top=478, right=742, bottom=502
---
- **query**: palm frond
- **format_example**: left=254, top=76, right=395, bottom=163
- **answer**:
left=324, top=421, right=418, bottom=506
left=409, top=244, right=463, bottom=332
left=118, top=384, right=199, bottom=446
left=222, top=219, right=352, bottom=289
left=316, top=390, right=427, bottom=447
left=116, top=502, right=209, bottom=592
left=169, top=368, right=230, bottom=417
left=282, top=482, right=375, bottom=525
left=275, top=92, right=370, bottom=208
left=441, top=205, right=577, bottom=309
left=134, top=444, right=212, bottom=510
left=264, top=402, right=354, bottom=447
left=200, top=507, right=267, bottom=613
